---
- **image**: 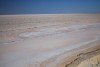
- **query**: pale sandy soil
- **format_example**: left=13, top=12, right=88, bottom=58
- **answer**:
left=77, top=54, right=100, bottom=67
left=0, top=14, right=100, bottom=67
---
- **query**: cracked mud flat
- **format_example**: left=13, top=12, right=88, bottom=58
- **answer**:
left=0, top=14, right=100, bottom=67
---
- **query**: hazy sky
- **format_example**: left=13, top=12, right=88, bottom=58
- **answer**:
left=0, top=0, right=100, bottom=14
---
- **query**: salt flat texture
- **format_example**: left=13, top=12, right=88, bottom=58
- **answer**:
left=0, top=14, right=100, bottom=67
left=19, top=23, right=100, bottom=38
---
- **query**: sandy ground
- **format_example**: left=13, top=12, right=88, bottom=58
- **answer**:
left=77, top=54, right=100, bottom=67
left=0, top=14, right=100, bottom=67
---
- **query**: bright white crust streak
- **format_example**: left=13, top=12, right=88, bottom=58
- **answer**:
left=19, top=23, right=100, bottom=38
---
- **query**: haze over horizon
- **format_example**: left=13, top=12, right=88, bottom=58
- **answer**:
left=0, top=0, right=100, bottom=15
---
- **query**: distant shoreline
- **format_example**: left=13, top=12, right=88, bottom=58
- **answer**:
left=0, top=13, right=100, bottom=16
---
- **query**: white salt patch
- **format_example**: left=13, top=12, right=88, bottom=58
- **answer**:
left=19, top=23, right=100, bottom=38
left=24, top=39, right=99, bottom=67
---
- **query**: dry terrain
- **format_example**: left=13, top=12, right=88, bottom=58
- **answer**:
left=0, top=14, right=100, bottom=67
